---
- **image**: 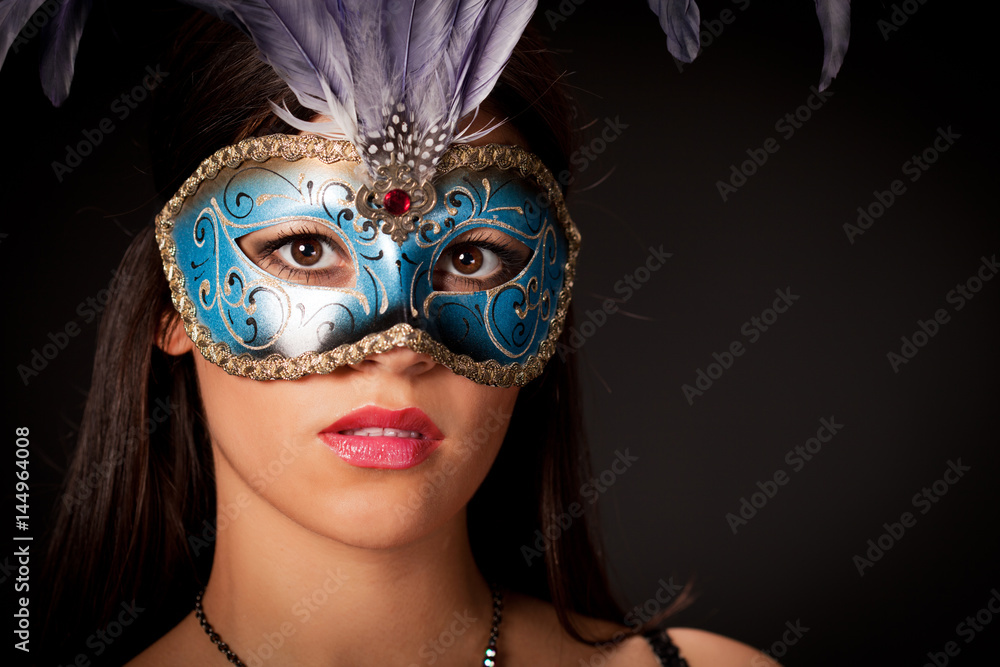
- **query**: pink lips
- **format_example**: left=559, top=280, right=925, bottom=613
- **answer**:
left=319, top=406, right=444, bottom=469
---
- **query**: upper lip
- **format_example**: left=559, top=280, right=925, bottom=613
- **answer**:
left=321, top=406, right=444, bottom=439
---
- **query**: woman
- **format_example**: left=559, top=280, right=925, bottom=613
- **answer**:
left=19, top=3, right=779, bottom=666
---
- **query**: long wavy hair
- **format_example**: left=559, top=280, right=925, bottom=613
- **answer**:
left=39, top=12, right=680, bottom=665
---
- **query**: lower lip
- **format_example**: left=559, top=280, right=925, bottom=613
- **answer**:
left=318, top=433, right=441, bottom=469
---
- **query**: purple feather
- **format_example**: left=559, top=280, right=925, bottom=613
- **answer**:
left=442, top=0, right=492, bottom=115
left=182, top=0, right=538, bottom=180
left=457, top=0, right=535, bottom=117
left=185, top=0, right=356, bottom=123
left=0, top=0, right=54, bottom=71
left=39, top=0, right=93, bottom=106
left=387, top=0, right=460, bottom=88
left=1, top=0, right=538, bottom=181
left=647, top=0, right=701, bottom=63
left=815, top=0, right=850, bottom=91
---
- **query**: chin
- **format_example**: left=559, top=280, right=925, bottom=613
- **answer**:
left=285, top=482, right=472, bottom=550
left=242, top=446, right=483, bottom=548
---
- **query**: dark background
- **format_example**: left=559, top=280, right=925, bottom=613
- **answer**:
left=3, top=0, right=997, bottom=665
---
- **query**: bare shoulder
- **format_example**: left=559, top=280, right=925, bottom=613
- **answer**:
left=125, top=612, right=208, bottom=666
left=652, top=627, right=780, bottom=667
left=609, top=627, right=778, bottom=666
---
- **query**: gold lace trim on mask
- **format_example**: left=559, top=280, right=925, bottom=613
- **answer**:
left=154, top=134, right=580, bottom=387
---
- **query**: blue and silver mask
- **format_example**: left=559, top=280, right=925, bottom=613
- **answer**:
left=155, top=135, right=580, bottom=387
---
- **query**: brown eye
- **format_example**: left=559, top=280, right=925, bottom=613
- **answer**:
left=451, top=244, right=486, bottom=275
left=236, top=221, right=354, bottom=288
left=290, top=238, right=323, bottom=266
left=433, top=228, right=532, bottom=292
left=274, top=234, right=344, bottom=271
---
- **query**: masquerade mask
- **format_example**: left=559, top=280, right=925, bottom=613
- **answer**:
left=156, top=134, right=580, bottom=387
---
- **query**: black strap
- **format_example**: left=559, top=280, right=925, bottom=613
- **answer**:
left=643, top=626, right=690, bottom=667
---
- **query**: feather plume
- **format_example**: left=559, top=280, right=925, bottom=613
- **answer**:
left=349, top=0, right=535, bottom=177
left=647, top=0, right=701, bottom=63
left=1, top=0, right=537, bottom=180
left=186, top=0, right=536, bottom=180
left=0, top=0, right=55, bottom=71
left=458, top=0, right=535, bottom=116
left=39, top=0, right=92, bottom=105
left=815, top=0, right=850, bottom=91
left=181, top=0, right=358, bottom=139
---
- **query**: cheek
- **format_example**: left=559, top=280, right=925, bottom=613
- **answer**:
left=386, top=384, right=519, bottom=527
left=441, top=387, right=519, bottom=462
left=192, top=359, right=366, bottom=532
left=192, top=355, right=298, bottom=475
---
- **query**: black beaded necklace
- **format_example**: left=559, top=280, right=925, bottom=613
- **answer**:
left=194, top=585, right=504, bottom=666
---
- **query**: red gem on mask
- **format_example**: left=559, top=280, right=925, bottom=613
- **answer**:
left=383, top=189, right=411, bottom=215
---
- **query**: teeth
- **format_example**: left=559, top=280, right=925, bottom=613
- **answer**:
left=341, top=427, right=423, bottom=438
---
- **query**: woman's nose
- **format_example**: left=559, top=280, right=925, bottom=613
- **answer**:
left=346, top=344, right=437, bottom=379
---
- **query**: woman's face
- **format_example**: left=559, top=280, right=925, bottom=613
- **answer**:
left=165, top=116, right=528, bottom=548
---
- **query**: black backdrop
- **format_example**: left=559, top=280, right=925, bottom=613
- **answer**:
left=3, top=1, right=997, bottom=665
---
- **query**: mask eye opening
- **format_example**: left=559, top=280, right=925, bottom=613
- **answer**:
left=234, top=218, right=358, bottom=288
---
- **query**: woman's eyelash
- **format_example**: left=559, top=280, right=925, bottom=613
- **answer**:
left=437, top=232, right=531, bottom=291
left=449, top=232, right=526, bottom=268
left=258, top=225, right=338, bottom=257
left=251, top=227, right=526, bottom=287
left=246, top=225, right=347, bottom=285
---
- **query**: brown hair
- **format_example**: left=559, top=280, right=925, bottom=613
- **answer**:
left=39, top=12, right=681, bottom=665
